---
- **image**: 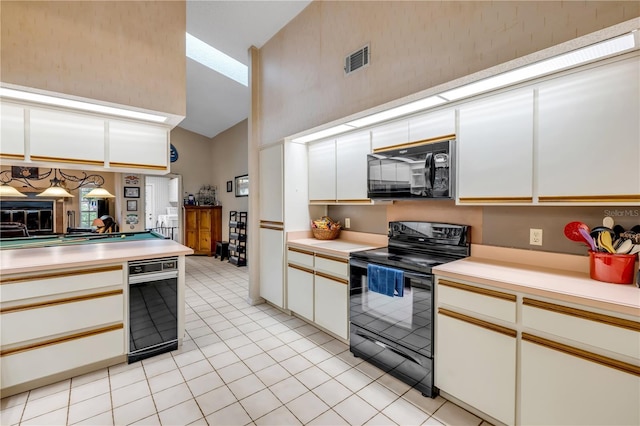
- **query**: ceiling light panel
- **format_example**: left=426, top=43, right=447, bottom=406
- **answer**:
left=347, top=96, right=446, bottom=128
left=186, top=33, right=248, bottom=87
left=292, top=124, right=356, bottom=143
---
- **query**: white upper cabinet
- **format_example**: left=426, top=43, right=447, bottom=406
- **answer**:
left=259, top=144, right=284, bottom=223
left=0, top=103, right=25, bottom=159
left=308, top=139, right=336, bottom=202
left=408, top=108, right=456, bottom=142
left=30, top=108, right=105, bottom=165
left=458, top=89, right=534, bottom=203
left=371, top=119, right=409, bottom=150
left=109, top=120, right=168, bottom=170
left=537, top=56, right=640, bottom=202
left=336, top=131, right=370, bottom=201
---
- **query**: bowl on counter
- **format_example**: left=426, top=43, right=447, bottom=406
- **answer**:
left=589, top=251, right=637, bottom=284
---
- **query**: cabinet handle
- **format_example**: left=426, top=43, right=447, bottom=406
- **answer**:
left=0, top=265, right=123, bottom=284
left=288, top=247, right=314, bottom=256
left=260, top=225, right=283, bottom=231
left=260, top=220, right=283, bottom=226
left=30, top=155, right=104, bottom=166
left=538, top=195, right=640, bottom=203
left=438, top=308, right=517, bottom=338
left=109, top=161, right=167, bottom=171
left=523, top=298, right=640, bottom=332
left=439, top=279, right=516, bottom=302
left=458, top=197, right=533, bottom=203
left=1, top=289, right=123, bottom=314
left=1, top=323, right=123, bottom=357
left=0, top=154, right=25, bottom=160
left=372, top=134, right=456, bottom=154
left=288, top=263, right=314, bottom=274
left=522, top=333, right=640, bottom=377
left=315, top=253, right=348, bottom=263
left=315, top=271, right=348, bottom=285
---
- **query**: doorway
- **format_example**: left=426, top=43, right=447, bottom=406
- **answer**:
left=144, top=174, right=182, bottom=243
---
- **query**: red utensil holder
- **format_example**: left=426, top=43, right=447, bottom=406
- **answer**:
left=589, top=251, right=637, bottom=285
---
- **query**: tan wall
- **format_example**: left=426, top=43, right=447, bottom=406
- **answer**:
left=258, top=1, right=638, bottom=145
left=0, top=1, right=186, bottom=116
left=210, top=120, right=249, bottom=241
left=169, top=127, right=213, bottom=198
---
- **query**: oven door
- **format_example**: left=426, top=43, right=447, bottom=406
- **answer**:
left=349, top=257, right=434, bottom=357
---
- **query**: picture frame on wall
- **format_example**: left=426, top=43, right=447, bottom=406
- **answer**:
left=226, top=181, right=232, bottom=192
left=126, top=200, right=138, bottom=211
left=124, top=187, right=140, bottom=198
left=11, top=166, right=39, bottom=179
left=235, top=175, right=248, bottom=197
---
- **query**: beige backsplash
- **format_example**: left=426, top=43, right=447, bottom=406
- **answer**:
left=327, top=202, right=638, bottom=256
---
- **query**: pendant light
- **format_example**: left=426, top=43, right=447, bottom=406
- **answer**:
left=36, top=175, right=74, bottom=198
left=84, top=187, right=115, bottom=198
left=0, top=184, right=27, bottom=197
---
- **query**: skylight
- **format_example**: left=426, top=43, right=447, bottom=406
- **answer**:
left=186, top=33, right=248, bottom=87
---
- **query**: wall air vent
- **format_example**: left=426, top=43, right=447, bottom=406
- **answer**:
left=344, top=45, right=369, bottom=74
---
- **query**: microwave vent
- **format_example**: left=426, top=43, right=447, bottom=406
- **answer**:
left=345, top=45, right=369, bottom=74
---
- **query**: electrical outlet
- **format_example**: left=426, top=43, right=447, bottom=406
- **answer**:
left=345, top=218, right=351, bottom=229
left=530, top=228, right=543, bottom=246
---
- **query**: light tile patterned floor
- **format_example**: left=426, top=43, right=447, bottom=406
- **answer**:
left=1, top=256, right=489, bottom=426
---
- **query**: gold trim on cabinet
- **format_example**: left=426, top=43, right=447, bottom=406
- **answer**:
left=309, top=200, right=338, bottom=204
left=439, top=279, right=517, bottom=302
left=260, top=225, right=284, bottom=231
left=522, top=333, right=640, bottom=377
left=523, top=298, right=640, bottom=332
left=0, top=265, right=123, bottom=284
left=335, top=199, right=373, bottom=204
left=30, top=156, right=104, bottom=166
left=373, top=134, right=456, bottom=153
left=459, top=197, right=533, bottom=203
left=538, top=195, right=640, bottom=203
left=288, top=247, right=314, bottom=256
left=0, top=290, right=123, bottom=314
left=260, top=220, right=284, bottom=226
left=287, top=263, right=314, bottom=274
left=0, top=324, right=124, bottom=357
left=439, top=308, right=517, bottom=338
left=315, top=253, right=349, bottom=264
left=0, top=154, right=25, bottom=160
left=109, top=162, right=167, bottom=171
left=314, top=271, right=348, bottom=285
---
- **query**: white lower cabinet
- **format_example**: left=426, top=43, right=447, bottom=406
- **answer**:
left=286, top=247, right=349, bottom=340
left=521, top=338, right=640, bottom=426
left=260, top=227, right=284, bottom=308
left=314, top=274, right=349, bottom=340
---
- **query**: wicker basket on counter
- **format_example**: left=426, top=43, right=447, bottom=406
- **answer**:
left=312, top=227, right=341, bottom=240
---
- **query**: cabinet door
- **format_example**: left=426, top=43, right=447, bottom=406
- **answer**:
left=408, top=108, right=455, bottom=142
left=109, top=120, right=168, bottom=170
left=458, top=89, right=534, bottom=203
left=259, top=227, right=284, bottom=308
left=259, top=144, right=284, bottom=222
left=287, top=265, right=314, bottom=321
left=30, top=108, right=105, bottom=165
left=436, top=311, right=516, bottom=426
left=0, top=103, right=25, bottom=159
left=371, top=119, right=409, bottom=150
left=336, top=131, right=370, bottom=201
left=521, top=339, right=640, bottom=426
left=184, top=209, right=197, bottom=250
left=308, top=139, right=336, bottom=202
left=537, top=57, right=640, bottom=201
left=314, top=275, right=348, bottom=340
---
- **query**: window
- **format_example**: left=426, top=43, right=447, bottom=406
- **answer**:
left=79, top=187, right=99, bottom=228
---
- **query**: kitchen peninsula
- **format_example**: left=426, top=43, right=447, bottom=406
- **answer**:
left=0, top=232, right=193, bottom=397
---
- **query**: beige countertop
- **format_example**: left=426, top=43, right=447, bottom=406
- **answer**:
left=434, top=257, right=640, bottom=317
left=287, top=230, right=387, bottom=258
left=0, top=239, right=194, bottom=275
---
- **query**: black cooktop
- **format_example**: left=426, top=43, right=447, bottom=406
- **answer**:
left=350, top=221, right=470, bottom=273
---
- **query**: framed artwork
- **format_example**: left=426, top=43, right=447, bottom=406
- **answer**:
left=11, top=166, right=39, bottom=179
left=226, top=180, right=232, bottom=192
left=235, top=175, right=248, bottom=197
left=124, top=186, right=139, bottom=198
left=126, top=200, right=138, bottom=211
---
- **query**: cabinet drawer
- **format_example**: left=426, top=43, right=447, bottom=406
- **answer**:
left=287, top=248, right=314, bottom=268
left=315, top=254, right=348, bottom=279
left=522, top=298, right=640, bottom=359
left=1, top=326, right=124, bottom=390
left=437, top=279, right=516, bottom=323
left=1, top=292, right=123, bottom=347
left=0, top=266, right=124, bottom=303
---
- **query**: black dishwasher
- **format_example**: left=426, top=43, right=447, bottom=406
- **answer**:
left=128, top=257, right=179, bottom=363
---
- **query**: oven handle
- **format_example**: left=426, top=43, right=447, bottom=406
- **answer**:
left=129, top=270, right=178, bottom=285
left=356, top=330, right=423, bottom=366
left=350, top=258, right=432, bottom=281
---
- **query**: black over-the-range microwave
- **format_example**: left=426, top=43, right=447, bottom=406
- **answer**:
left=367, top=138, right=455, bottom=200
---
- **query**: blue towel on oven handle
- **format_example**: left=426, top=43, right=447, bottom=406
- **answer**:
left=367, top=264, right=404, bottom=297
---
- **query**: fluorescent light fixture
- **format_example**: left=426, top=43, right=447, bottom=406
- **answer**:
left=186, top=33, right=248, bottom=87
left=292, top=124, right=356, bottom=143
left=0, top=88, right=167, bottom=123
left=346, top=96, right=446, bottom=128
left=440, top=33, right=636, bottom=101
